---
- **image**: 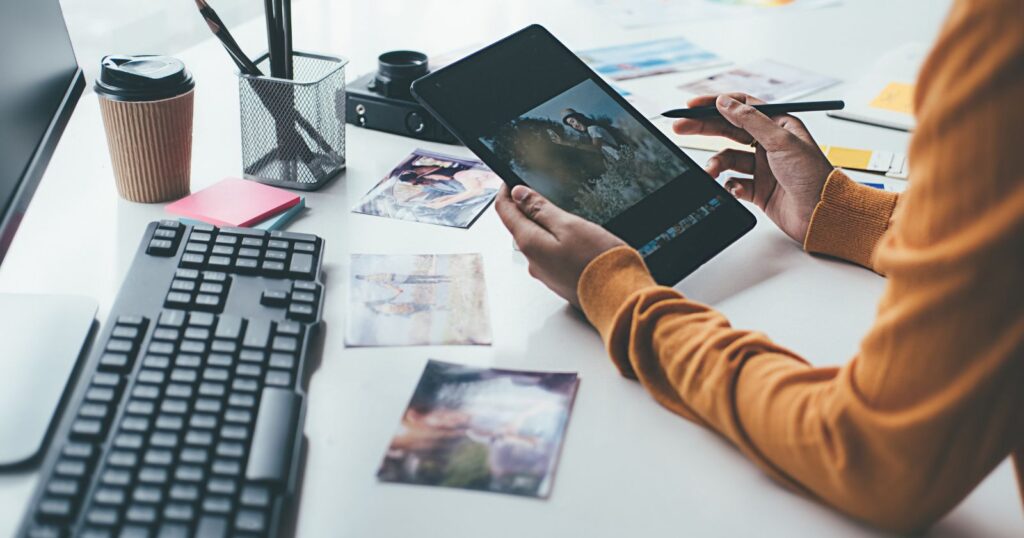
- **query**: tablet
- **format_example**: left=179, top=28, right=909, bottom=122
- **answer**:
left=412, top=25, right=755, bottom=284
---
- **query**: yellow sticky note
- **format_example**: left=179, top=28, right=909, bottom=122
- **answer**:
left=821, top=145, right=873, bottom=169
left=870, top=82, right=914, bottom=114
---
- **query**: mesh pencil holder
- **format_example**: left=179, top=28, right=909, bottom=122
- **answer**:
left=238, top=51, right=348, bottom=190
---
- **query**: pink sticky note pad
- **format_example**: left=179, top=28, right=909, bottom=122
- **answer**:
left=166, top=178, right=299, bottom=227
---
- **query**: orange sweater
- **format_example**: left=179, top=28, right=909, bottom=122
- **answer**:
left=576, top=0, right=1024, bottom=532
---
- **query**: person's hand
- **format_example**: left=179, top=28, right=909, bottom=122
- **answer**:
left=495, top=184, right=626, bottom=308
left=673, top=93, right=835, bottom=243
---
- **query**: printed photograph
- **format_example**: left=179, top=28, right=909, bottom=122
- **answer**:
left=377, top=359, right=581, bottom=498
left=578, top=37, right=725, bottom=81
left=678, top=59, right=839, bottom=103
left=480, top=79, right=687, bottom=224
left=346, top=254, right=492, bottom=347
left=353, top=149, right=503, bottom=228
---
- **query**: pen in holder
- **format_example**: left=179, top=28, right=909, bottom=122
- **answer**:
left=238, top=51, right=348, bottom=190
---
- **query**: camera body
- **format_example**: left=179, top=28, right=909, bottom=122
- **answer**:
left=345, top=50, right=459, bottom=145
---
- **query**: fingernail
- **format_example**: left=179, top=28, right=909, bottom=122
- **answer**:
left=718, top=95, right=737, bottom=109
left=511, top=185, right=531, bottom=203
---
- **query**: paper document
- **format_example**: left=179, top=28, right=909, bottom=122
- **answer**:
left=678, top=59, right=840, bottom=103
left=578, top=37, right=726, bottom=81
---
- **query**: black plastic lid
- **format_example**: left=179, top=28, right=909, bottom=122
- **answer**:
left=95, top=55, right=194, bottom=102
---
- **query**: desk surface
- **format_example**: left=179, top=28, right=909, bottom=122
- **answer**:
left=1, top=0, right=1020, bottom=536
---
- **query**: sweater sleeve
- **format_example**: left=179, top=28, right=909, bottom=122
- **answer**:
left=577, top=1, right=1024, bottom=532
left=803, top=169, right=899, bottom=272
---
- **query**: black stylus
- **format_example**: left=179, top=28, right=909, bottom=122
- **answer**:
left=661, top=100, right=845, bottom=119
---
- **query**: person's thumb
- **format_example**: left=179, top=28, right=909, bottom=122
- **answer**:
left=716, top=95, right=791, bottom=152
left=511, top=185, right=571, bottom=235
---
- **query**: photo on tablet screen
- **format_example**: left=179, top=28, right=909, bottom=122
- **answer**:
left=479, top=79, right=688, bottom=223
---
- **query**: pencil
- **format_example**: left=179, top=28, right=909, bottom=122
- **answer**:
left=661, top=100, right=845, bottom=119
left=195, top=0, right=263, bottom=76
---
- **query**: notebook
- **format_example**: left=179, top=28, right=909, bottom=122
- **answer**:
left=166, top=177, right=300, bottom=227
left=178, top=196, right=306, bottom=231
left=827, top=43, right=926, bottom=132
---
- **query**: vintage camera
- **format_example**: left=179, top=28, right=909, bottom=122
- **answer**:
left=346, top=50, right=459, bottom=144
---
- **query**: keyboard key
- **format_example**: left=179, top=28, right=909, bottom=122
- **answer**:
left=154, top=227, right=178, bottom=239
left=151, top=328, right=180, bottom=342
left=202, top=271, right=228, bottom=283
left=241, top=237, right=264, bottom=247
left=155, top=414, right=184, bottom=432
left=63, top=442, right=95, bottom=460
left=232, top=378, right=259, bottom=392
left=86, top=507, right=119, bottom=526
left=267, top=239, right=288, bottom=250
left=211, top=245, right=234, bottom=256
left=138, top=466, right=169, bottom=485
left=175, top=354, right=201, bottom=369
left=87, top=386, right=116, bottom=402
left=113, top=433, right=144, bottom=450
left=37, top=497, right=73, bottom=522
left=208, top=352, right=233, bottom=367
left=93, top=487, right=126, bottom=506
left=111, top=326, right=140, bottom=340
left=198, top=382, right=226, bottom=397
left=142, top=354, right=171, bottom=369
left=166, top=383, right=193, bottom=399
left=294, top=241, right=316, bottom=253
left=287, top=302, right=315, bottom=321
left=196, top=515, right=229, bottom=538
left=147, top=238, right=174, bottom=256
left=203, top=496, right=232, bottom=514
left=185, top=430, right=214, bottom=447
left=131, top=385, right=159, bottom=400
left=272, top=230, right=317, bottom=243
left=243, top=319, right=271, bottom=349
left=190, top=232, right=213, bottom=243
left=126, top=504, right=157, bottom=524
left=260, top=289, right=289, bottom=307
left=240, top=485, right=270, bottom=508
left=46, top=478, right=80, bottom=497
left=54, top=459, right=87, bottom=478
left=137, top=369, right=165, bottom=385
left=70, top=419, right=103, bottom=439
left=100, top=469, right=131, bottom=487
left=79, top=403, right=109, bottom=420
left=211, top=458, right=241, bottom=476
left=190, top=414, right=217, bottom=429
left=247, top=388, right=300, bottom=485
left=98, top=353, right=130, bottom=372
left=215, top=442, right=244, bottom=458
left=238, top=247, right=260, bottom=258
left=288, top=252, right=315, bottom=279
left=133, top=486, right=163, bottom=504
left=272, top=336, right=298, bottom=353
left=107, top=450, right=138, bottom=468
left=169, top=279, right=195, bottom=292
left=148, top=341, right=175, bottom=355
left=203, top=367, right=229, bottom=382
left=120, top=416, right=149, bottom=432
left=160, top=398, right=188, bottom=415
left=214, top=314, right=243, bottom=340
left=266, top=370, right=292, bottom=387
left=292, top=280, right=318, bottom=292
left=173, top=269, right=199, bottom=281
left=169, top=484, right=199, bottom=502
left=144, top=448, right=174, bottom=466
left=156, top=523, right=191, bottom=538
left=175, top=465, right=205, bottom=482
left=264, top=249, right=287, bottom=261
left=180, top=253, right=205, bottom=268
left=184, top=242, right=208, bottom=254
left=126, top=399, right=155, bottom=415
left=208, top=256, right=231, bottom=268
left=276, top=320, right=302, bottom=336
left=214, top=235, right=238, bottom=245
left=159, top=309, right=188, bottom=328
left=192, top=313, right=219, bottom=329
left=207, top=477, right=236, bottom=496
left=192, top=223, right=215, bottom=233
left=235, top=257, right=259, bottom=273
left=169, top=368, right=197, bottom=384
left=211, top=340, right=237, bottom=354
left=235, top=510, right=266, bottom=533
left=150, top=432, right=179, bottom=449
left=117, top=315, right=146, bottom=327
left=165, top=292, right=191, bottom=307
left=261, top=260, right=286, bottom=275
left=239, top=350, right=265, bottom=364
left=269, top=353, right=296, bottom=370
left=224, top=409, right=253, bottom=425
left=222, top=425, right=248, bottom=440
left=163, top=503, right=194, bottom=522
left=106, top=339, right=134, bottom=354
left=291, top=290, right=316, bottom=303
left=194, top=398, right=222, bottom=414
left=228, top=394, right=256, bottom=408
left=180, top=447, right=209, bottom=465
left=236, top=364, right=261, bottom=378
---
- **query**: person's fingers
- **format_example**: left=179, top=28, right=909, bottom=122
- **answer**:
left=724, top=177, right=757, bottom=205
left=774, top=114, right=816, bottom=145
left=685, top=92, right=766, bottom=108
left=716, top=95, right=795, bottom=151
left=705, top=149, right=756, bottom=178
left=510, top=185, right=573, bottom=237
left=672, top=117, right=754, bottom=145
left=495, top=186, right=555, bottom=251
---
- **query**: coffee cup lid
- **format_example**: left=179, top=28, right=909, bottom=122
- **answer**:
left=95, top=55, right=194, bottom=102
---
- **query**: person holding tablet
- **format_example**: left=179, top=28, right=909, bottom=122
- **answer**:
left=495, top=0, right=1023, bottom=532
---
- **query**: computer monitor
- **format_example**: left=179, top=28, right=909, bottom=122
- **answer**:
left=0, top=0, right=85, bottom=263
left=0, top=0, right=98, bottom=468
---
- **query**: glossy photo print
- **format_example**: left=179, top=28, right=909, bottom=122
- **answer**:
left=480, top=79, right=688, bottom=224
left=377, top=360, right=581, bottom=498
left=353, top=149, right=503, bottom=228
left=345, top=254, right=492, bottom=347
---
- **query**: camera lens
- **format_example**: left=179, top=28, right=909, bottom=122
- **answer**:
left=373, top=50, right=428, bottom=99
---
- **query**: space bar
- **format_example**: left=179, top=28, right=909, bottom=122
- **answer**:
left=246, top=387, right=301, bottom=486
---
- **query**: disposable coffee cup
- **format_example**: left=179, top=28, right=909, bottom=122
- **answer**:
left=96, top=55, right=195, bottom=203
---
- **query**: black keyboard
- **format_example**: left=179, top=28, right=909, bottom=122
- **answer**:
left=18, top=221, right=325, bottom=538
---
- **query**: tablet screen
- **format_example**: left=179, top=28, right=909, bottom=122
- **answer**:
left=412, top=25, right=754, bottom=284
left=479, top=79, right=688, bottom=224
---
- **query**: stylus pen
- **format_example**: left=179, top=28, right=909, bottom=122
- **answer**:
left=661, top=100, right=845, bottom=119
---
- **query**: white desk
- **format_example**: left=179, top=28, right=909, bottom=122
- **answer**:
left=1, top=0, right=1020, bottom=536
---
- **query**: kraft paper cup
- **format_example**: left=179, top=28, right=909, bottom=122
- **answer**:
left=98, top=89, right=194, bottom=203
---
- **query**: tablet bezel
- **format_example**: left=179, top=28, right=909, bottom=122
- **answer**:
left=411, top=24, right=755, bottom=285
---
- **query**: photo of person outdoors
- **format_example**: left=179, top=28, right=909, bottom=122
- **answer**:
left=480, top=79, right=688, bottom=223
left=377, top=360, right=580, bottom=498
left=353, top=149, right=503, bottom=228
